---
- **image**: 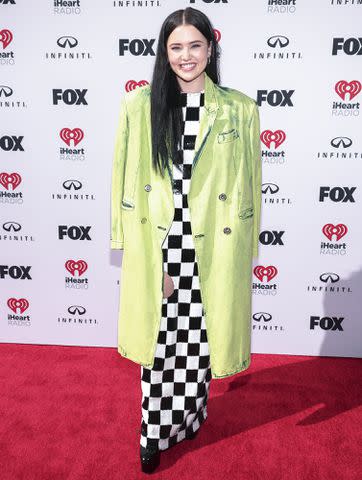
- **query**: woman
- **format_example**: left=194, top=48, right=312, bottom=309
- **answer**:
left=110, top=6, right=262, bottom=474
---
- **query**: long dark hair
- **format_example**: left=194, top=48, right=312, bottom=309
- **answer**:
left=150, top=7, right=220, bottom=178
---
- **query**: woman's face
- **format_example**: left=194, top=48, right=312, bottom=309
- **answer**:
left=166, top=24, right=211, bottom=91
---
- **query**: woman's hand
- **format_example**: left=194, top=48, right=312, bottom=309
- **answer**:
left=163, top=271, right=175, bottom=298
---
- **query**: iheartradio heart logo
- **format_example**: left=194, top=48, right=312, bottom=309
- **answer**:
left=60, top=128, right=84, bottom=147
left=0, top=172, right=22, bottom=190
left=214, top=29, right=221, bottom=42
left=260, top=130, right=286, bottom=149
left=65, top=259, right=88, bottom=276
left=125, top=80, right=149, bottom=92
left=253, top=265, right=278, bottom=282
left=7, top=298, right=29, bottom=314
left=322, top=223, right=348, bottom=241
left=335, top=80, right=361, bottom=101
left=0, top=29, right=13, bottom=49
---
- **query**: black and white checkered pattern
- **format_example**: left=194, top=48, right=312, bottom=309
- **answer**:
left=140, top=91, right=212, bottom=452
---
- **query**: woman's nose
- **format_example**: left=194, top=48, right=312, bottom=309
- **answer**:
left=181, top=48, right=191, bottom=61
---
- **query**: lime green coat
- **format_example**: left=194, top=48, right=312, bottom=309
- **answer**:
left=111, top=71, right=262, bottom=379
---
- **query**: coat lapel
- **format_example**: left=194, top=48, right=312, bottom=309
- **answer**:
left=191, top=71, right=219, bottom=175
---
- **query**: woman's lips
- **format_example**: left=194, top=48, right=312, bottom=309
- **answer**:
left=180, top=63, right=197, bottom=71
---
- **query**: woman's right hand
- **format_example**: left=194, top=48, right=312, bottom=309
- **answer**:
left=163, top=271, right=175, bottom=298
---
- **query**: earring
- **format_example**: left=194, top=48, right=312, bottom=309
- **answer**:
left=208, top=57, right=211, bottom=64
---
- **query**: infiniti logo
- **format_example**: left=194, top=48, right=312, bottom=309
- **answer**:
left=57, top=36, right=78, bottom=49
left=253, top=32, right=301, bottom=62
left=0, top=85, right=13, bottom=97
left=3, top=221, right=21, bottom=232
left=63, top=179, right=82, bottom=190
left=68, top=305, right=86, bottom=315
left=253, top=312, right=272, bottom=322
left=262, top=183, right=279, bottom=194
left=330, top=137, right=352, bottom=149
left=267, top=35, right=289, bottom=48
left=319, top=273, right=340, bottom=283
left=52, top=179, right=94, bottom=201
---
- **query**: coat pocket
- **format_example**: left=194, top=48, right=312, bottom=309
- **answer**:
left=217, top=128, right=239, bottom=143
left=239, top=206, right=254, bottom=220
left=121, top=198, right=135, bottom=210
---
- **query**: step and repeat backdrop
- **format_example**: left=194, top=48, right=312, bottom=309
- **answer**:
left=1, top=0, right=361, bottom=358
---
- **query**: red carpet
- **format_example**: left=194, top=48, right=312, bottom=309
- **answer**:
left=0, top=344, right=361, bottom=479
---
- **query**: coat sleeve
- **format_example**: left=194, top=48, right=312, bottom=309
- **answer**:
left=248, top=100, right=262, bottom=259
left=110, top=94, right=129, bottom=249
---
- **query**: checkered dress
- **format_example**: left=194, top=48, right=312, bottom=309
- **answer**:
left=140, top=90, right=212, bottom=452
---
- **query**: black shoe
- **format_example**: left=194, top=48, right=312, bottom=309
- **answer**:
left=140, top=445, right=161, bottom=474
left=186, top=428, right=199, bottom=440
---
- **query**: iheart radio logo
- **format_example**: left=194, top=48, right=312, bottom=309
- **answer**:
left=214, top=29, right=221, bottom=42
left=65, top=259, right=88, bottom=276
left=253, top=265, right=278, bottom=282
left=125, top=80, right=149, bottom=92
left=335, top=80, right=361, bottom=101
left=60, top=128, right=84, bottom=147
left=0, top=29, right=13, bottom=49
left=0, top=172, right=22, bottom=190
left=7, top=298, right=29, bottom=314
left=260, top=130, right=286, bottom=149
left=322, top=223, right=348, bottom=241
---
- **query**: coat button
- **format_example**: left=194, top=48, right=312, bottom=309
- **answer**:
left=144, top=184, right=152, bottom=192
left=223, top=227, right=231, bottom=234
left=219, top=193, right=227, bottom=201
left=141, top=217, right=147, bottom=224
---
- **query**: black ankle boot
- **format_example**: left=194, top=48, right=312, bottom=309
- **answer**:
left=140, top=445, right=161, bottom=474
left=186, top=428, right=199, bottom=440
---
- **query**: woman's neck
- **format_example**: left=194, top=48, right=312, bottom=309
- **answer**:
left=178, top=71, right=205, bottom=93
left=181, top=90, right=204, bottom=94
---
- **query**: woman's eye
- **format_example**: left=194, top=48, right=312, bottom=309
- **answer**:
left=170, top=45, right=201, bottom=51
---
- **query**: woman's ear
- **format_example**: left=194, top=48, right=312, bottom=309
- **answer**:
left=208, top=42, right=212, bottom=58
